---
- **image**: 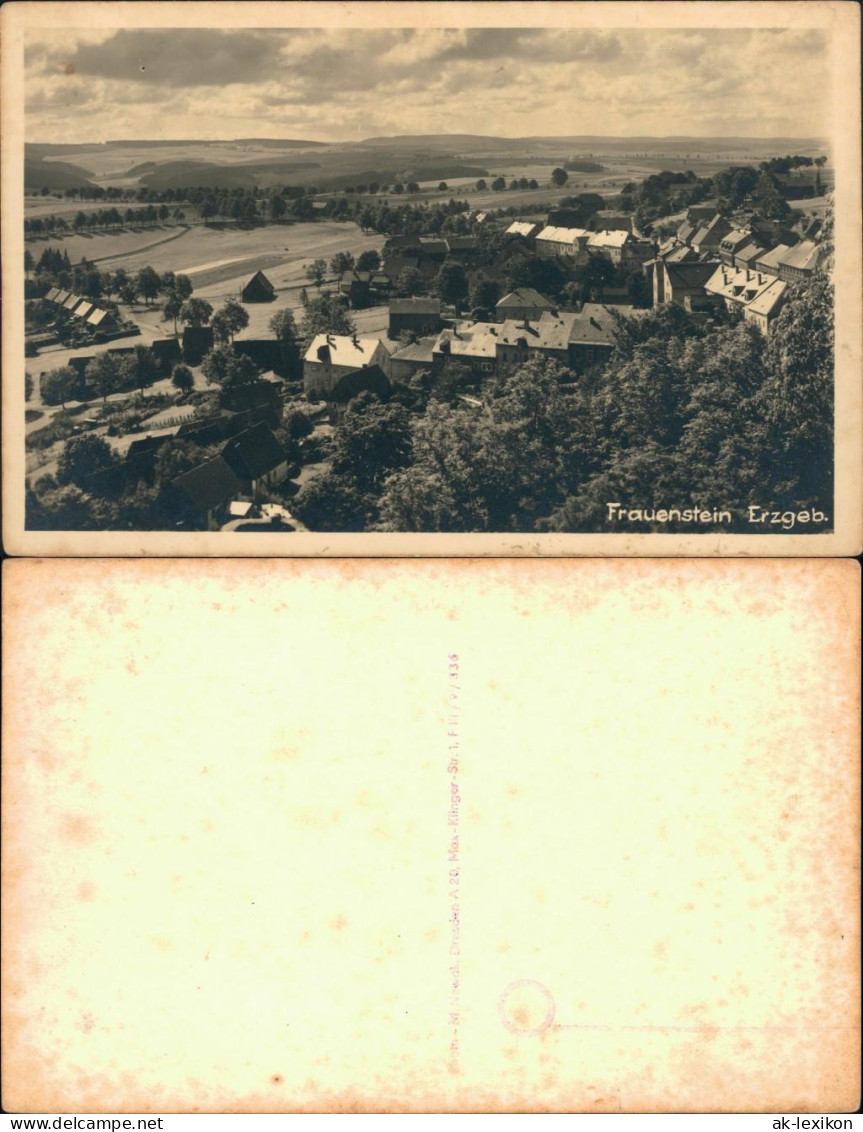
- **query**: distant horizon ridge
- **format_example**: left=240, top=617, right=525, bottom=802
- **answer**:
left=27, top=131, right=827, bottom=148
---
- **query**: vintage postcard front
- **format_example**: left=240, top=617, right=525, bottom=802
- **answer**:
left=2, top=558, right=859, bottom=1112
left=1, top=0, right=861, bottom=556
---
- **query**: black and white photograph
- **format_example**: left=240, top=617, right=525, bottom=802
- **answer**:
left=2, top=1, right=860, bottom=552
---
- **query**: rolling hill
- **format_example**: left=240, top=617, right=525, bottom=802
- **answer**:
left=24, top=158, right=96, bottom=191
left=138, top=158, right=323, bottom=190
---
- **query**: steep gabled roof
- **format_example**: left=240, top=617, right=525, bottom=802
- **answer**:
left=734, top=241, right=767, bottom=266
left=505, top=221, right=541, bottom=238
left=222, top=422, right=287, bottom=481
left=87, top=307, right=115, bottom=326
left=496, top=288, right=554, bottom=310
left=172, top=456, right=243, bottom=513
left=243, top=270, right=275, bottom=294
left=676, top=221, right=697, bottom=244
left=778, top=240, right=821, bottom=271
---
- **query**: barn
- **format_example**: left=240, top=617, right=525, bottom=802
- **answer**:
left=241, top=271, right=276, bottom=303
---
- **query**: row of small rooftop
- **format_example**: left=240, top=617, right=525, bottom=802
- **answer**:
left=649, top=220, right=824, bottom=285
left=41, top=288, right=120, bottom=330
left=505, top=221, right=636, bottom=248
left=302, top=302, right=636, bottom=399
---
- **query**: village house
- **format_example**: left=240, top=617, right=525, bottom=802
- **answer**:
left=495, top=288, right=554, bottom=323
left=653, top=261, right=720, bottom=309
left=504, top=221, right=542, bottom=245
left=221, top=421, right=290, bottom=497
left=586, top=229, right=652, bottom=267
left=241, top=270, right=276, bottom=303
left=438, top=306, right=624, bottom=381
left=774, top=239, right=823, bottom=282
left=182, top=325, right=216, bottom=365
left=220, top=379, right=283, bottom=428
left=690, top=214, right=733, bottom=253
left=432, top=321, right=499, bottom=376
left=704, top=265, right=788, bottom=336
left=732, top=240, right=769, bottom=270
left=170, top=456, right=245, bottom=531
left=754, top=244, right=792, bottom=278
left=303, top=333, right=392, bottom=400
left=86, top=307, right=119, bottom=334
left=535, top=225, right=591, bottom=259
left=340, top=269, right=390, bottom=309
left=567, top=304, right=622, bottom=373
left=62, top=292, right=84, bottom=312
left=741, top=279, right=789, bottom=335
left=686, top=202, right=720, bottom=224
left=444, top=236, right=479, bottom=259
left=417, top=238, right=449, bottom=261
left=718, top=228, right=753, bottom=266
left=388, top=337, right=437, bottom=382
left=675, top=219, right=699, bottom=247
left=388, top=297, right=443, bottom=338
left=495, top=313, right=578, bottom=373
left=150, top=338, right=183, bottom=374
left=234, top=338, right=284, bottom=374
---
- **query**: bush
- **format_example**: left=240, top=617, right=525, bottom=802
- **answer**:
left=26, top=414, right=77, bottom=451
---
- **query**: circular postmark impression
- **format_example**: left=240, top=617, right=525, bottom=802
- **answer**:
left=498, top=979, right=556, bottom=1035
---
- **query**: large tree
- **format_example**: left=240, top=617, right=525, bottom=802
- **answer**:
left=171, top=363, right=195, bottom=395
left=300, top=294, right=356, bottom=342
left=179, top=297, right=213, bottom=327
left=330, top=252, right=355, bottom=283
left=136, top=265, right=162, bottom=306
left=305, top=258, right=327, bottom=289
left=40, top=366, right=79, bottom=409
left=57, top=434, right=119, bottom=491
left=435, top=261, right=469, bottom=313
left=121, top=345, right=160, bottom=398
left=200, top=344, right=260, bottom=389
left=269, top=307, right=299, bottom=351
left=162, top=292, right=183, bottom=335
left=84, top=353, right=124, bottom=403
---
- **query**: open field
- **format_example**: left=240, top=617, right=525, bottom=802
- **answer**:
left=34, top=219, right=383, bottom=286
left=29, top=224, right=195, bottom=265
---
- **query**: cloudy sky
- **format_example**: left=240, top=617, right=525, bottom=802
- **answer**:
left=25, top=26, right=831, bottom=143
